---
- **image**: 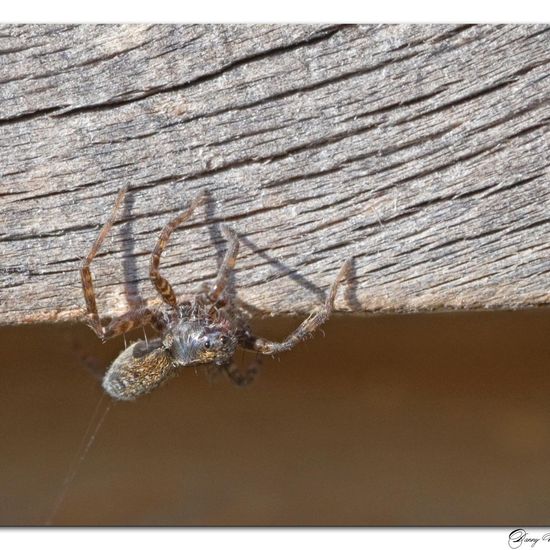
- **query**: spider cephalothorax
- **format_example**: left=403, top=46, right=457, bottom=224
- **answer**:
left=81, top=187, right=350, bottom=401
left=164, top=304, right=238, bottom=367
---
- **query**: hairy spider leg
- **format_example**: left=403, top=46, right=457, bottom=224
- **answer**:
left=80, top=187, right=127, bottom=337
left=208, top=225, right=239, bottom=304
left=149, top=192, right=206, bottom=308
left=102, top=307, right=166, bottom=340
left=244, top=258, right=351, bottom=355
left=80, top=187, right=165, bottom=341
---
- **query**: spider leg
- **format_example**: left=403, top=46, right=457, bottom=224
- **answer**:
left=80, top=187, right=167, bottom=342
left=208, top=225, right=239, bottom=303
left=102, top=307, right=166, bottom=340
left=80, top=187, right=127, bottom=339
left=242, top=259, right=351, bottom=355
left=149, top=192, right=206, bottom=308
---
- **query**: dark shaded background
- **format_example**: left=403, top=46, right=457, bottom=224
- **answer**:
left=1, top=309, right=550, bottom=525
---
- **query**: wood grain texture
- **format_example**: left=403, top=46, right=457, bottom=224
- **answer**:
left=0, top=24, right=549, bottom=325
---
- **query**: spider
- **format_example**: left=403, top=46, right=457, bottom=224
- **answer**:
left=80, top=187, right=351, bottom=401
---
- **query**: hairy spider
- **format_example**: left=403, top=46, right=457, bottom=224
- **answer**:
left=80, top=187, right=351, bottom=401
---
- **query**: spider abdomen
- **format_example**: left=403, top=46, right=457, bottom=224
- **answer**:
left=102, top=339, right=174, bottom=401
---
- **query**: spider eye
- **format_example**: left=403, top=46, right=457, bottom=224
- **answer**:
left=220, top=335, right=228, bottom=344
left=203, top=339, right=211, bottom=349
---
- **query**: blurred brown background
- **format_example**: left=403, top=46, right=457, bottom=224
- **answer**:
left=1, top=309, right=550, bottom=525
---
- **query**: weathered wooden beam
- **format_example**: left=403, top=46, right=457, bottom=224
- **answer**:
left=1, top=24, right=549, bottom=325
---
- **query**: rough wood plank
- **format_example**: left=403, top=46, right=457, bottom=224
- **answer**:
left=1, top=24, right=549, bottom=325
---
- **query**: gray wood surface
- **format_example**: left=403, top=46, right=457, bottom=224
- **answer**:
left=1, top=24, right=549, bottom=325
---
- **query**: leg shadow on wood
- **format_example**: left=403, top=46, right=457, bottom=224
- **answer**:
left=238, top=234, right=327, bottom=305
left=342, top=257, right=360, bottom=312
left=121, top=188, right=146, bottom=310
left=203, top=189, right=238, bottom=303
left=237, top=234, right=356, bottom=316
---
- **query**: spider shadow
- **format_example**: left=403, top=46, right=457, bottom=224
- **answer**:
left=237, top=237, right=360, bottom=316
left=202, top=191, right=325, bottom=313
left=238, top=234, right=326, bottom=305
left=342, top=256, right=361, bottom=312
left=202, top=191, right=358, bottom=314
left=203, top=189, right=238, bottom=302
left=120, top=189, right=146, bottom=310
left=99, top=187, right=360, bottom=320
